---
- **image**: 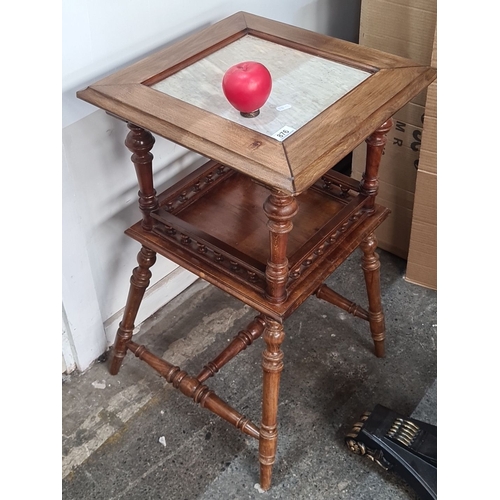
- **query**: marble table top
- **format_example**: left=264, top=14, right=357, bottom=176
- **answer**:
left=152, top=35, right=371, bottom=141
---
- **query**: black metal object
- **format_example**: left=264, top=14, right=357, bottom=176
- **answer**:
left=345, top=404, right=437, bottom=500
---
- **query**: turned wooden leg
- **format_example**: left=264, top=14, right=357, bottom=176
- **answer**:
left=109, top=123, right=159, bottom=375
left=360, top=233, right=385, bottom=357
left=360, top=118, right=393, bottom=213
left=125, top=123, right=158, bottom=231
left=109, top=246, right=157, bottom=375
left=259, top=318, right=285, bottom=491
left=263, top=191, right=298, bottom=304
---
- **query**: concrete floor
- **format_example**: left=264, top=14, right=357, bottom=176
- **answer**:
left=62, top=249, right=437, bottom=499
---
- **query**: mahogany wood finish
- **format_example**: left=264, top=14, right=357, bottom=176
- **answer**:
left=259, top=318, right=286, bottom=490
left=316, top=284, right=369, bottom=321
left=197, top=315, right=266, bottom=382
left=360, top=233, right=386, bottom=357
left=263, top=192, right=298, bottom=303
left=360, top=119, right=393, bottom=213
left=128, top=199, right=391, bottom=323
left=76, top=11, right=436, bottom=491
left=125, top=124, right=158, bottom=230
left=109, top=246, right=156, bottom=375
left=127, top=341, right=260, bottom=439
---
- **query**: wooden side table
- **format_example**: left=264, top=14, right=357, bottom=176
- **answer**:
left=77, top=12, right=436, bottom=490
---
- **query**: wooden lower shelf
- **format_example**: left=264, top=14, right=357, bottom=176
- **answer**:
left=126, top=160, right=390, bottom=320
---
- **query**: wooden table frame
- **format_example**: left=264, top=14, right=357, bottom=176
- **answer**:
left=77, top=11, right=436, bottom=490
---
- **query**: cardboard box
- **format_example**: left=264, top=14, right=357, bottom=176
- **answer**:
left=405, top=170, right=437, bottom=288
left=352, top=0, right=436, bottom=260
left=359, top=0, right=437, bottom=107
left=405, top=29, right=437, bottom=289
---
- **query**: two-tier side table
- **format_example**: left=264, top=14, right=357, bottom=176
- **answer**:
left=77, top=12, right=436, bottom=490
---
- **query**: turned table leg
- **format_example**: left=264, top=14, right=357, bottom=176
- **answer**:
left=360, top=233, right=385, bottom=357
left=263, top=191, right=298, bottom=303
left=259, top=318, right=285, bottom=491
left=109, top=246, right=157, bottom=375
left=125, top=122, right=158, bottom=231
left=360, top=118, right=393, bottom=213
left=110, top=123, right=159, bottom=374
left=358, top=119, right=392, bottom=356
left=258, top=191, right=297, bottom=490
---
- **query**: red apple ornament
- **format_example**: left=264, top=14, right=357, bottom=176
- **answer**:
left=222, top=61, right=272, bottom=117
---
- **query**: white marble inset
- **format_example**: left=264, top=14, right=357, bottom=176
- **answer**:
left=151, top=35, right=371, bottom=139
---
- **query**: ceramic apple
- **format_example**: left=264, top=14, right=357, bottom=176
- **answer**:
left=222, top=61, right=272, bottom=117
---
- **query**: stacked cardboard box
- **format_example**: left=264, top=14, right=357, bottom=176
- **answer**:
left=405, top=31, right=437, bottom=289
left=352, top=0, right=437, bottom=275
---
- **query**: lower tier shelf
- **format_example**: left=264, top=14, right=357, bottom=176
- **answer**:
left=126, top=161, right=390, bottom=320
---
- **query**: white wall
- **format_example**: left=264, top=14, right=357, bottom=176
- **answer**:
left=62, top=0, right=361, bottom=372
